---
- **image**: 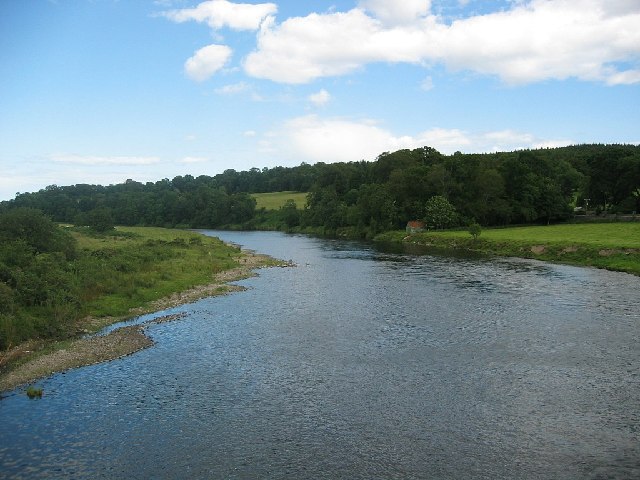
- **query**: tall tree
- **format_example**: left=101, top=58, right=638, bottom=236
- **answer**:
left=424, top=196, right=458, bottom=229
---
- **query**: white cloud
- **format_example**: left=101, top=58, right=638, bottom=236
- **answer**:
left=243, top=130, right=256, bottom=137
left=245, top=9, right=433, bottom=83
left=244, top=10, right=413, bottom=83
left=271, top=116, right=572, bottom=163
left=421, top=128, right=573, bottom=153
left=281, top=115, right=414, bottom=162
left=419, top=128, right=572, bottom=153
left=308, top=89, right=331, bottom=106
left=163, top=0, right=277, bottom=31
left=420, top=76, right=434, bottom=91
left=533, top=139, right=575, bottom=149
left=600, top=0, right=640, bottom=17
left=418, top=128, right=472, bottom=150
left=358, top=0, right=431, bottom=25
left=51, top=154, right=161, bottom=166
left=185, top=44, right=232, bottom=81
left=435, top=0, right=640, bottom=85
left=605, top=69, right=640, bottom=85
left=241, top=0, right=640, bottom=85
left=214, top=81, right=250, bottom=94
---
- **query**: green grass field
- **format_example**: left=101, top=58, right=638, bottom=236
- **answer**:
left=376, top=222, right=640, bottom=275
left=429, top=223, right=640, bottom=249
left=252, top=191, right=307, bottom=210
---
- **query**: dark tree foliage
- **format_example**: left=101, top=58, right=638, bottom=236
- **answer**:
left=0, top=208, right=76, bottom=259
left=0, top=209, right=79, bottom=349
left=1, top=145, right=638, bottom=236
left=4, top=178, right=257, bottom=229
left=76, top=207, right=115, bottom=232
left=279, top=200, right=301, bottom=229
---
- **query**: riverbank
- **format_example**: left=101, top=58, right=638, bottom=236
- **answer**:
left=0, top=232, right=286, bottom=393
left=375, top=223, right=640, bottom=276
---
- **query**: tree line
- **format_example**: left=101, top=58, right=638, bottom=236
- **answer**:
left=1, top=144, right=638, bottom=237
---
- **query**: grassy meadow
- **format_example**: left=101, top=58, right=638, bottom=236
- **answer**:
left=376, top=222, right=640, bottom=275
left=426, top=223, right=640, bottom=248
left=71, top=226, right=243, bottom=319
left=252, top=191, right=307, bottom=210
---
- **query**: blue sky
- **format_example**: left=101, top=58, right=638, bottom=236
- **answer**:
left=1, top=0, right=639, bottom=201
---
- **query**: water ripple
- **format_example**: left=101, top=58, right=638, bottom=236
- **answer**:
left=1, top=231, right=639, bottom=479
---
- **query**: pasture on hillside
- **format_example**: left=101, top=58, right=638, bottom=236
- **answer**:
left=252, top=191, right=307, bottom=210
left=430, top=222, right=640, bottom=249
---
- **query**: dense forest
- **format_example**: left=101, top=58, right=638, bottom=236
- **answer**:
left=1, top=144, right=639, bottom=238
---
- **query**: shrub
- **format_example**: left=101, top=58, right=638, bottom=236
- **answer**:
left=26, top=386, right=43, bottom=399
left=468, top=222, right=482, bottom=240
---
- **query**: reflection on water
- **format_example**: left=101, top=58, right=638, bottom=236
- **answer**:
left=1, top=231, right=639, bottom=479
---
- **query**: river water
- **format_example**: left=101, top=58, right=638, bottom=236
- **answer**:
left=1, top=231, right=639, bottom=479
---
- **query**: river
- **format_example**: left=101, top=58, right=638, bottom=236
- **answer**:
left=1, top=231, right=639, bottom=479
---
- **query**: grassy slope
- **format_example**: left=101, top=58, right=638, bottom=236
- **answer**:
left=72, top=226, right=243, bottom=319
left=252, top=191, right=307, bottom=210
left=375, top=223, right=640, bottom=275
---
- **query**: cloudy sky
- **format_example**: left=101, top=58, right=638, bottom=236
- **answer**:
left=1, top=0, right=639, bottom=200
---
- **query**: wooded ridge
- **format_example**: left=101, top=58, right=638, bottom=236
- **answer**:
left=1, top=144, right=639, bottom=237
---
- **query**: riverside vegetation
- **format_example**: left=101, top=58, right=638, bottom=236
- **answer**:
left=3, top=144, right=638, bottom=236
left=375, top=223, right=640, bottom=276
left=0, top=208, right=281, bottom=389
